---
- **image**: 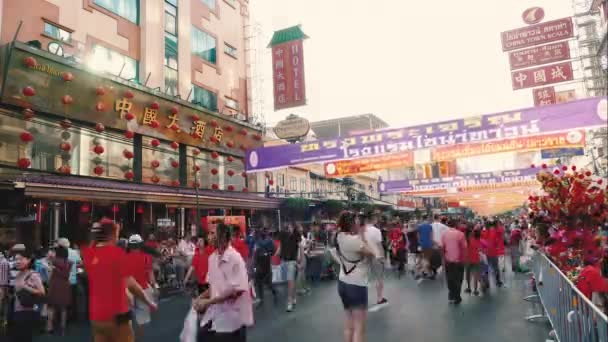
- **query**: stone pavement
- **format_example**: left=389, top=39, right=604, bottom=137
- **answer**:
left=35, top=269, right=550, bottom=342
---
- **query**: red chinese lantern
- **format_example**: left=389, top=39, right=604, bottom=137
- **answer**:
left=124, top=170, right=135, bottom=180
left=169, top=180, right=179, bottom=187
left=125, top=112, right=135, bottom=121
left=150, top=101, right=160, bottom=110
left=541, top=164, right=548, bottom=169
left=123, top=150, right=134, bottom=159
left=95, top=86, right=106, bottom=96
left=20, top=131, right=34, bottom=143
left=61, top=95, right=73, bottom=105
left=210, top=136, right=218, bottom=143
left=192, top=148, right=201, bottom=156
left=59, top=165, right=71, bottom=174
left=17, top=157, right=31, bottom=169
left=192, top=181, right=200, bottom=188
left=191, top=114, right=200, bottom=121
left=578, top=174, right=585, bottom=180
left=268, top=179, right=274, bottom=186
left=193, top=165, right=201, bottom=172
left=151, top=175, right=160, bottom=183
left=227, top=156, right=234, bottom=162
left=239, top=128, right=247, bottom=136
left=95, top=123, right=105, bottom=133
left=212, top=184, right=219, bottom=190
left=151, top=160, right=160, bottom=168
left=112, top=204, right=120, bottom=213
left=253, top=133, right=262, bottom=141
left=23, top=56, right=37, bottom=67
left=93, top=145, right=105, bottom=155
left=62, top=72, right=74, bottom=82
left=170, top=107, right=179, bottom=114
left=124, top=90, right=134, bottom=99
left=171, top=160, right=179, bottom=168
left=150, top=120, right=160, bottom=128
left=239, top=145, right=247, bottom=151
left=23, top=108, right=35, bottom=121
left=226, top=141, right=234, bottom=148
left=242, top=187, right=248, bottom=193
left=93, top=165, right=104, bottom=175
left=80, top=203, right=90, bottom=213
left=150, top=139, right=161, bottom=147
left=241, top=171, right=247, bottom=177
left=95, top=102, right=105, bottom=112
left=530, top=164, right=536, bottom=168
left=211, top=168, right=218, bottom=175
left=60, top=142, right=72, bottom=152
left=168, top=207, right=176, bottom=214
left=227, top=170, right=235, bottom=177
left=60, top=119, right=72, bottom=129
left=170, top=141, right=179, bottom=150
left=227, top=185, right=235, bottom=191
left=124, top=130, right=135, bottom=139
left=210, top=120, right=218, bottom=128
left=22, top=86, right=36, bottom=97
left=136, top=204, right=144, bottom=214
left=224, top=125, right=233, bottom=132
left=211, top=151, right=219, bottom=159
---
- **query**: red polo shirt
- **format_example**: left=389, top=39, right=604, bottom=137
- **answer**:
left=232, top=237, right=249, bottom=260
left=577, top=265, right=608, bottom=299
left=126, top=250, right=152, bottom=289
left=81, top=244, right=130, bottom=321
left=192, top=246, right=215, bottom=284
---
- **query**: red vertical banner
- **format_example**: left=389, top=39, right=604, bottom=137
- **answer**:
left=533, top=86, right=556, bottom=106
left=272, top=39, right=306, bottom=110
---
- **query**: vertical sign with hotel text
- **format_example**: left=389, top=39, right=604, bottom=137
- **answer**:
left=272, top=39, right=306, bottom=110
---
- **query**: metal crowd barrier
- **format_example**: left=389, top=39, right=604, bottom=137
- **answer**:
left=529, top=251, right=608, bottom=342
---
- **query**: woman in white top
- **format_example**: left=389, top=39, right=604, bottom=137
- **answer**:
left=335, top=211, right=375, bottom=342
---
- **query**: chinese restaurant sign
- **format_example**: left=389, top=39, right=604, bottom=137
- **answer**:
left=533, top=86, right=556, bottom=106
left=501, top=17, right=573, bottom=51
left=511, top=62, right=573, bottom=90
left=432, top=130, right=585, bottom=161
left=245, top=97, right=607, bottom=172
left=272, top=39, right=306, bottom=110
left=324, top=151, right=413, bottom=177
left=509, top=41, right=570, bottom=70
left=379, top=167, right=541, bottom=194
left=0, top=43, right=261, bottom=156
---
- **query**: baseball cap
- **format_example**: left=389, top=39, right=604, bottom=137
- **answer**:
left=57, top=237, right=70, bottom=248
left=128, top=234, right=143, bottom=244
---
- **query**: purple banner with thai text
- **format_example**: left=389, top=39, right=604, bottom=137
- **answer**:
left=245, top=97, right=607, bottom=172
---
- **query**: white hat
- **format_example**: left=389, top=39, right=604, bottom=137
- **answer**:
left=57, top=238, right=70, bottom=248
left=11, top=243, right=26, bottom=251
left=128, top=234, right=143, bottom=244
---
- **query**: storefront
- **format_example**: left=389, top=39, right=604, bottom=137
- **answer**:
left=0, top=42, right=277, bottom=248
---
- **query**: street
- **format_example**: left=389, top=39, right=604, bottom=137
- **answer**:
left=36, top=270, right=550, bottom=342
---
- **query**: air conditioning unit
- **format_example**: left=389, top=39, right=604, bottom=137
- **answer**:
left=236, top=113, right=247, bottom=121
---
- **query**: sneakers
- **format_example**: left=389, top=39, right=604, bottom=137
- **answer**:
left=286, top=303, right=294, bottom=312
left=464, top=288, right=472, bottom=294
left=376, top=298, right=389, bottom=306
left=473, top=290, right=480, bottom=296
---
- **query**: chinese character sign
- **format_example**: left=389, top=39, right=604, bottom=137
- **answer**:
left=533, top=86, right=556, bottom=106
left=501, top=17, right=573, bottom=51
left=272, top=39, right=306, bottom=110
left=509, top=41, right=570, bottom=70
left=511, top=62, right=573, bottom=90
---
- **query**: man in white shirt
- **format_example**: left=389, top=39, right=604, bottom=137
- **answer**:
left=362, top=211, right=388, bottom=306
left=432, top=215, right=450, bottom=247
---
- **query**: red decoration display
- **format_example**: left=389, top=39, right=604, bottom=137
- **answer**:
left=93, top=165, right=104, bottom=175
left=170, top=141, right=179, bottom=150
left=211, top=152, right=219, bottom=159
left=80, top=203, right=90, bottom=213
left=124, top=90, right=134, bottom=99
left=136, top=204, right=144, bottom=214
left=22, top=86, right=35, bottom=97
left=124, top=130, right=135, bottom=139
left=239, top=128, right=248, bottom=136
left=268, top=180, right=274, bottom=186
left=241, top=172, right=247, bottom=177
left=253, top=134, right=262, bottom=141
left=227, top=170, right=235, bottom=177
left=17, top=157, right=31, bottom=169
left=224, top=125, right=234, bottom=132
left=23, top=108, right=35, bottom=121
left=95, top=86, right=106, bottom=96
left=170, top=107, right=179, bottom=114
left=23, top=56, right=37, bottom=67
left=212, top=184, right=219, bottom=190
left=151, top=175, right=160, bottom=183
left=20, top=131, right=34, bottom=143
left=123, top=150, right=134, bottom=159
left=210, top=120, right=218, bottom=128
left=61, top=95, right=73, bottom=105
left=226, top=141, right=234, bottom=148
left=227, top=185, right=235, bottom=191
left=62, top=72, right=74, bottom=82
left=151, top=160, right=160, bottom=168
left=59, top=165, right=71, bottom=174
left=150, top=101, right=160, bottom=110
left=192, top=148, right=201, bottom=156
left=227, top=156, right=234, bottom=162
left=171, top=160, right=179, bottom=168
left=211, top=168, right=219, bottom=175
left=193, top=165, right=201, bottom=172
left=60, top=142, right=72, bottom=152
left=93, top=145, right=105, bottom=155
left=95, top=102, right=105, bottom=112
left=171, top=180, right=180, bottom=187
left=125, top=112, right=135, bottom=121
left=150, top=139, right=161, bottom=147
left=191, top=114, right=200, bottom=121
left=124, top=170, right=135, bottom=180
left=60, top=119, right=72, bottom=129
left=95, top=123, right=105, bottom=133
left=242, top=187, right=248, bottom=192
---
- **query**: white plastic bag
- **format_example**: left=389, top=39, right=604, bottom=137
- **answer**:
left=271, top=264, right=282, bottom=284
left=180, top=308, right=198, bottom=342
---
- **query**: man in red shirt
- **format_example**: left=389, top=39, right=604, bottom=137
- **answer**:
left=184, top=237, right=215, bottom=294
left=441, top=219, right=467, bottom=304
left=82, top=219, right=157, bottom=342
left=126, top=234, right=157, bottom=341
left=482, top=221, right=504, bottom=288
left=389, top=224, right=406, bottom=275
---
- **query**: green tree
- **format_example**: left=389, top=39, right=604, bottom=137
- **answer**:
left=281, top=197, right=310, bottom=221
left=323, top=199, right=345, bottom=219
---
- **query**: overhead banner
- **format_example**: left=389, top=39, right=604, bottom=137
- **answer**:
left=432, top=130, right=585, bottom=161
left=324, top=151, right=413, bottom=177
left=245, top=97, right=607, bottom=172
left=501, top=17, right=573, bottom=51
left=379, top=167, right=541, bottom=194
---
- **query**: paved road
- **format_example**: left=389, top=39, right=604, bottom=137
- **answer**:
left=36, top=269, right=550, bottom=342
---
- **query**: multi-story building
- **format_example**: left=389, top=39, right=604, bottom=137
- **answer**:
left=0, top=0, right=279, bottom=247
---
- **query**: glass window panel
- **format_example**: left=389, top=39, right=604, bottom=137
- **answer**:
left=44, top=23, right=71, bottom=43
left=201, top=0, right=215, bottom=11
left=166, top=0, right=178, bottom=6
left=224, top=98, right=238, bottom=110
left=164, top=34, right=178, bottom=69
left=142, top=137, right=180, bottom=186
left=89, top=44, right=138, bottom=81
left=191, top=85, right=218, bottom=112
left=94, top=0, right=139, bottom=24
left=224, top=43, right=237, bottom=58
left=191, top=26, right=216, bottom=64
left=164, top=67, right=178, bottom=96
left=164, top=3, right=177, bottom=35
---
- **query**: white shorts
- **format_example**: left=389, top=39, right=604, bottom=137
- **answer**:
left=284, top=261, right=297, bottom=281
left=131, top=287, right=153, bottom=325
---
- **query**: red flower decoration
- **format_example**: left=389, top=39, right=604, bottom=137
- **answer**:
left=554, top=170, right=560, bottom=175
left=192, top=148, right=201, bottom=156
left=171, top=160, right=179, bottom=168
left=95, top=87, right=106, bottom=96
left=59, top=165, right=71, bottom=174
left=125, top=112, right=135, bottom=121
left=211, top=168, right=218, bottom=175
left=22, top=86, right=36, bottom=97
left=17, top=157, right=31, bottom=169
left=62, top=72, right=74, bottom=82
left=585, top=171, right=592, bottom=177
left=95, top=102, right=105, bottom=112
left=123, top=150, right=134, bottom=159
left=93, top=145, right=105, bottom=155
left=211, top=152, right=219, bottom=159
left=572, top=165, right=577, bottom=171
left=227, top=156, right=234, bottom=162
left=597, top=179, right=603, bottom=185
left=191, top=114, right=200, bottom=121
left=150, top=120, right=160, bottom=128
left=124, top=90, right=135, bottom=99
left=212, top=184, right=219, bottom=190
left=227, top=170, right=235, bottom=177
left=23, top=56, right=37, bottom=68
left=151, top=175, right=160, bottom=183
left=95, top=123, right=105, bottom=133
left=150, top=139, right=161, bottom=147
left=578, top=174, right=585, bottom=180
left=562, top=166, right=568, bottom=171
left=23, top=109, right=35, bottom=121
left=20, top=131, right=34, bottom=143
left=242, top=187, right=249, bottom=192
left=151, top=160, right=160, bottom=168
left=124, top=130, right=135, bottom=139
left=542, top=164, right=548, bottom=169
left=150, top=101, right=160, bottom=110
left=61, top=95, right=73, bottom=105
left=227, top=185, right=235, bottom=191
left=170, top=107, right=179, bottom=115
left=60, top=119, right=72, bottom=129
left=170, top=141, right=179, bottom=150
left=530, top=164, right=536, bottom=168
left=60, top=142, right=72, bottom=152
left=124, top=171, right=135, bottom=180
left=93, top=165, right=104, bottom=175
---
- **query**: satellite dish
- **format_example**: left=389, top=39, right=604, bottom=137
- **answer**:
left=48, top=42, right=64, bottom=57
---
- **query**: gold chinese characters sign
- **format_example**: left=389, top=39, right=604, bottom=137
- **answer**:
left=0, top=43, right=262, bottom=156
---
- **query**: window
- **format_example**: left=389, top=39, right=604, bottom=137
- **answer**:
left=224, top=97, right=239, bottom=110
left=289, top=177, right=297, bottom=191
left=300, top=179, right=307, bottom=193
left=192, top=85, right=218, bottom=112
left=43, top=22, right=72, bottom=43
left=201, top=0, right=215, bottom=11
left=94, top=0, right=139, bottom=24
left=224, top=0, right=237, bottom=7
left=164, top=2, right=177, bottom=36
left=89, top=44, right=138, bottom=81
left=164, top=1, right=178, bottom=96
left=278, top=174, right=285, bottom=187
left=224, top=43, right=237, bottom=59
left=192, top=26, right=217, bottom=64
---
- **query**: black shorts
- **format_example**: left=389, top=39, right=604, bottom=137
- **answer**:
left=338, top=281, right=368, bottom=310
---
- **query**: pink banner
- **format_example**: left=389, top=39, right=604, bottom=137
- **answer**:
left=511, top=62, right=573, bottom=90
left=501, top=17, right=573, bottom=51
left=509, top=41, right=570, bottom=70
left=272, top=39, right=306, bottom=110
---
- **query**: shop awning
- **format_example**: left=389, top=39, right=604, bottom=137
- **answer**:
left=16, top=175, right=280, bottom=210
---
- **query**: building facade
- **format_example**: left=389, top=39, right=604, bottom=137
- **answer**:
left=0, top=0, right=278, bottom=248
